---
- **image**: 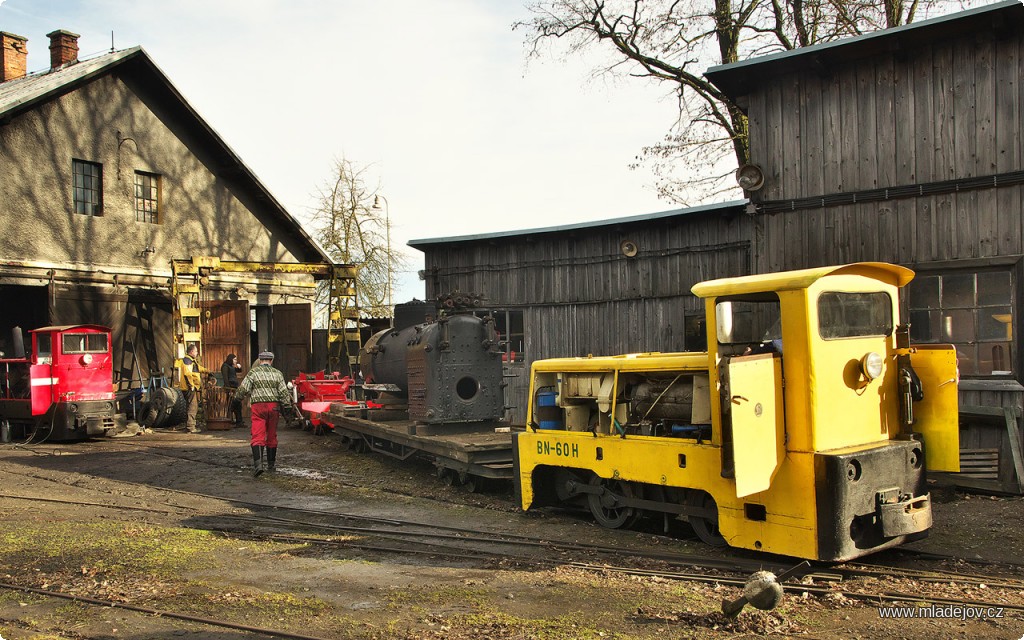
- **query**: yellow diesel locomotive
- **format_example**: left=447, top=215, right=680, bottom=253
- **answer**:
left=515, top=263, right=960, bottom=561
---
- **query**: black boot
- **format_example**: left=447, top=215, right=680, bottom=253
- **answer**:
left=251, top=445, right=264, bottom=477
left=267, top=447, right=277, bottom=472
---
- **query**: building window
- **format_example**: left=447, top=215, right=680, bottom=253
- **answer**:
left=475, top=309, right=525, bottom=363
left=134, top=171, right=160, bottom=223
left=907, top=269, right=1014, bottom=376
left=72, top=159, right=102, bottom=215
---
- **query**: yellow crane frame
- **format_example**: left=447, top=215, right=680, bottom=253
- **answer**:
left=170, top=257, right=360, bottom=372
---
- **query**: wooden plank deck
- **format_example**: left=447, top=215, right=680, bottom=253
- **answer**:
left=324, top=408, right=518, bottom=478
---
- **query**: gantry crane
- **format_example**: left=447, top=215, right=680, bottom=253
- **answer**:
left=171, top=257, right=361, bottom=373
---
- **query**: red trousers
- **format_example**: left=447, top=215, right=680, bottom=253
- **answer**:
left=250, top=402, right=280, bottom=447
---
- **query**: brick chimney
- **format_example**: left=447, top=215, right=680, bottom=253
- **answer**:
left=0, top=31, right=28, bottom=82
left=47, top=29, right=79, bottom=70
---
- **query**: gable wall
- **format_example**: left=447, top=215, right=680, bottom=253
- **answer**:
left=0, top=72, right=307, bottom=272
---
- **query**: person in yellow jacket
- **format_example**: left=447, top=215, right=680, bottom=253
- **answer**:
left=177, top=343, right=210, bottom=433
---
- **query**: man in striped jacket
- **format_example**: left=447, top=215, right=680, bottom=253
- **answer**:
left=235, top=351, right=294, bottom=477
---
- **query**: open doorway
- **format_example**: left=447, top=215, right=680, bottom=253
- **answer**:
left=0, top=285, right=49, bottom=357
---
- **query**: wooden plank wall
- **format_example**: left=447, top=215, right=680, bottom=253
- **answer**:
left=422, top=211, right=752, bottom=423
left=748, top=30, right=1024, bottom=272
left=745, top=27, right=1024, bottom=488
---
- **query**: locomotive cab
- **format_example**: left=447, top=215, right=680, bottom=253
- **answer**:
left=0, top=325, right=126, bottom=441
left=515, top=262, right=960, bottom=562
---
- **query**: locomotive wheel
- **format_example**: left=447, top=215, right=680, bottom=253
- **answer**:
left=587, top=476, right=640, bottom=529
left=689, top=492, right=727, bottom=547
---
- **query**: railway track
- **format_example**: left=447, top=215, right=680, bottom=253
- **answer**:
left=2, top=460, right=1022, bottom=612
left=3, top=435, right=1022, bottom=640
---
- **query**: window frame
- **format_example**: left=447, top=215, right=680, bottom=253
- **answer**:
left=134, top=170, right=161, bottom=223
left=904, top=262, right=1018, bottom=379
left=72, top=159, right=103, bottom=216
left=473, top=308, right=525, bottom=364
left=816, top=291, right=894, bottom=340
left=713, top=292, right=782, bottom=346
left=61, top=333, right=109, bottom=355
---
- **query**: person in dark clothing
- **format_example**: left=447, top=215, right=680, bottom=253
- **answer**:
left=221, top=353, right=244, bottom=427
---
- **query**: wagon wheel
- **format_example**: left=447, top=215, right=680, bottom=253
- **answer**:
left=688, top=492, right=727, bottom=547
left=347, top=437, right=368, bottom=453
left=587, top=476, right=641, bottom=529
left=437, top=468, right=457, bottom=486
left=458, top=472, right=484, bottom=493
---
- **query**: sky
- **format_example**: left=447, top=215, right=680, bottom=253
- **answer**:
left=0, top=0, right=687, bottom=304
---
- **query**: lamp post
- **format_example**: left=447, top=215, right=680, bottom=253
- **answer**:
left=372, top=194, right=393, bottom=326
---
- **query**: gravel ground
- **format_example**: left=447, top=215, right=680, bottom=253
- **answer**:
left=0, top=424, right=1021, bottom=639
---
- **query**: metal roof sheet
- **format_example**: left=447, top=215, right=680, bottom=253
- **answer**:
left=407, top=199, right=748, bottom=249
left=705, top=0, right=1024, bottom=99
left=0, top=48, right=140, bottom=116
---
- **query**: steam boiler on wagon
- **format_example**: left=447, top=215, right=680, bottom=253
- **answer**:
left=359, top=301, right=505, bottom=424
left=0, top=325, right=127, bottom=442
left=324, top=295, right=517, bottom=486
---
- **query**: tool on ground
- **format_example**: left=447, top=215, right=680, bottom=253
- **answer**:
left=721, top=560, right=811, bottom=618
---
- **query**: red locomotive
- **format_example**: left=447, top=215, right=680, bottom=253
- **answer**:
left=0, top=325, right=126, bottom=442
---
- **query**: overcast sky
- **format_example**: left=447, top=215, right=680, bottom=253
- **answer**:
left=0, top=0, right=693, bottom=302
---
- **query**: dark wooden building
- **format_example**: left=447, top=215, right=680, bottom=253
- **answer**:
left=411, top=2, right=1024, bottom=492
left=705, top=0, right=1024, bottom=492
left=409, top=201, right=751, bottom=424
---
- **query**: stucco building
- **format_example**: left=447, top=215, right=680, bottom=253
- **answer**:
left=0, top=29, right=332, bottom=384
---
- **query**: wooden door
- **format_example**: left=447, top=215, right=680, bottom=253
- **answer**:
left=201, top=300, right=250, bottom=384
left=272, top=303, right=312, bottom=379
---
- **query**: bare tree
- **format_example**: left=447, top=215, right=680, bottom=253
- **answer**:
left=310, top=158, right=406, bottom=324
left=518, top=0, right=966, bottom=203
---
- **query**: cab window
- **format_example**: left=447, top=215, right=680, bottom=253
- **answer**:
left=817, top=292, right=893, bottom=339
left=715, top=294, right=782, bottom=345
left=62, top=333, right=109, bottom=354
left=36, top=334, right=52, bottom=363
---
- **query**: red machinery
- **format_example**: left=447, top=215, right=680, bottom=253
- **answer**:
left=290, top=372, right=380, bottom=434
left=0, top=325, right=127, bottom=442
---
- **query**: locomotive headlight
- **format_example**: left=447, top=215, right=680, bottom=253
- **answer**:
left=860, top=352, right=884, bottom=381
left=81, top=354, right=93, bottom=365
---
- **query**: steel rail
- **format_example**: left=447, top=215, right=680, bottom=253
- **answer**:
left=0, top=581, right=337, bottom=640
left=8, top=444, right=1023, bottom=593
